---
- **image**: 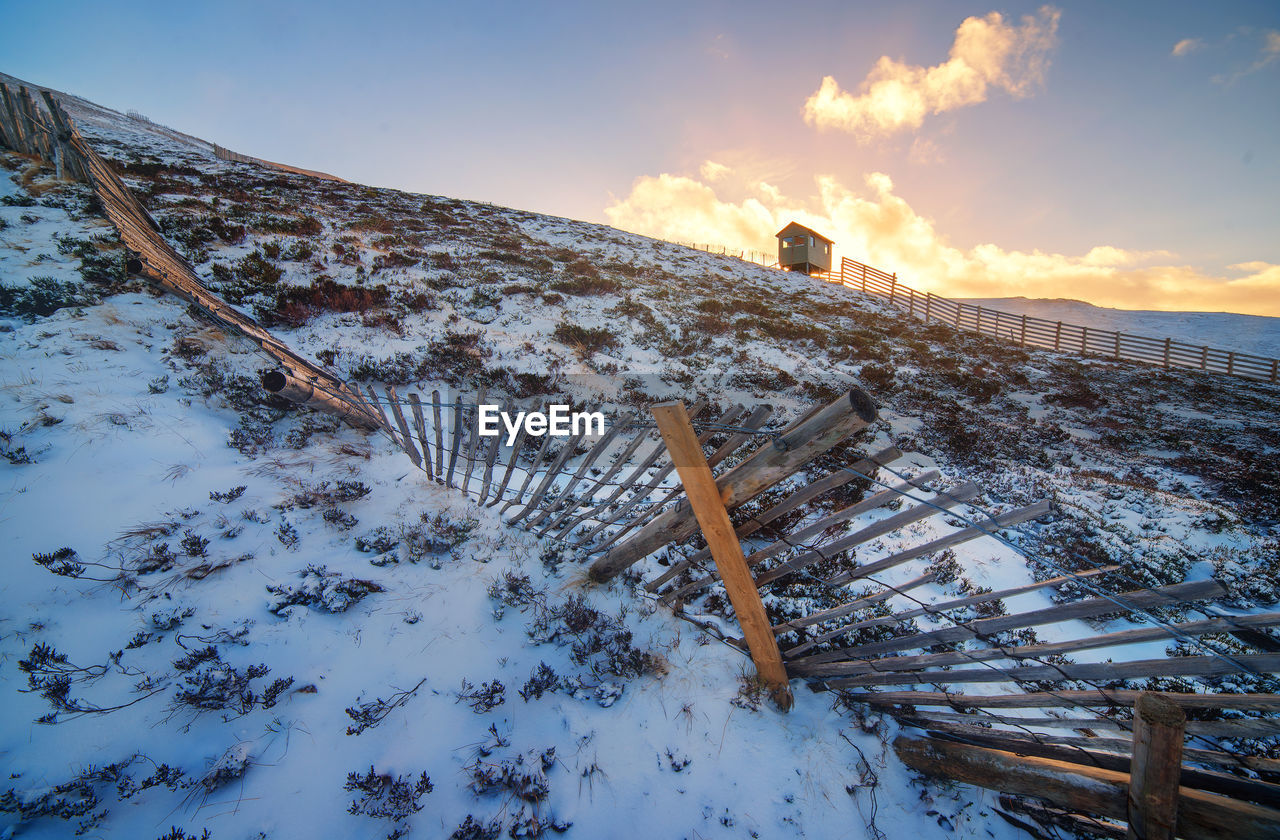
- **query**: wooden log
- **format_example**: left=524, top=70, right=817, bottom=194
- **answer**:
left=796, top=579, right=1225, bottom=667
left=790, top=612, right=1280, bottom=678
left=1128, top=693, right=1186, bottom=840
left=929, top=730, right=1280, bottom=809
left=892, top=717, right=1280, bottom=776
left=260, top=369, right=381, bottom=430
left=839, top=690, right=1280, bottom=712
left=0, top=84, right=19, bottom=151
left=750, top=481, right=979, bottom=589
left=889, top=710, right=1280, bottom=739
left=589, top=389, right=878, bottom=581
left=407, top=392, right=435, bottom=482
left=478, top=400, right=505, bottom=504
left=817, top=652, right=1280, bottom=689
left=651, top=401, right=792, bottom=711
left=461, top=388, right=484, bottom=495
left=999, top=795, right=1128, bottom=840
left=663, top=472, right=952, bottom=602
left=528, top=412, right=633, bottom=531
left=893, top=735, right=1280, bottom=840
left=823, top=500, right=1051, bottom=587
left=385, top=386, right=421, bottom=468
left=431, top=389, right=444, bottom=480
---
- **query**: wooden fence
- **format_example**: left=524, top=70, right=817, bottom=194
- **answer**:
left=9, top=78, right=1280, bottom=838
left=212, top=142, right=347, bottom=182
left=835, top=256, right=1279, bottom=384
left=0, top=84, right=382, bottom=432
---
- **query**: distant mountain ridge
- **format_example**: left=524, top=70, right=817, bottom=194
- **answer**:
left=955, top=296, right=1279, bottom=359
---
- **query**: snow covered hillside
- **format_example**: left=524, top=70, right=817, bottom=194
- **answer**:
left=956, top=297, right=1280, bottom=361
left=2, top=80, right=1278, bottom=840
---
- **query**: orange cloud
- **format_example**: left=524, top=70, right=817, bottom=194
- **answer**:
left=604, top=167, right=1280, bottom=317
left=804, top=7, right=1061, bottom=140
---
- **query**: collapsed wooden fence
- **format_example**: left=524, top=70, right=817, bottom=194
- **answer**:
left=8, top=80, right=1280, bottom=838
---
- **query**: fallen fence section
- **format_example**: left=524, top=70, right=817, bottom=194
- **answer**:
left=0, top=86, right=383, bottom=432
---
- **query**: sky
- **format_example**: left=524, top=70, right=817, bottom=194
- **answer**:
left=3, top=0, right=1279, bottom=315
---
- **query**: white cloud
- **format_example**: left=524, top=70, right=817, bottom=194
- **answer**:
left=1171, top=38, right=1203, bottom=57
left=803, top=7, right=1061, bottom=140
left=604, top=169, right=1280, bottom=316
left=699, top=160, right=731, bottom=182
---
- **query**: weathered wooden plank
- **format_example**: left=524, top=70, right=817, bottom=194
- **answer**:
left=775, top=572, right=937, bottom=638
left=364, top=385, right=399, bottom=446
left=652, top=401, right=792, bottom=711
left=461, top=388, right=484, bottom=495
left=818, top=652, right=1280, bottom=689
left=589, top=389, right=878, bottom=581
left=528, top=412, right=634, bottom=531
left=824, top=500, right=1052, bottom=587
left=551, top=401, right=708, bottom=541
left=446, top=394, right=464, bottom=488
left=501, top=404, right=554, bottom=514
left=431, top=389, right=444, bottom=480
left=791, top=612, right=1280, bottom=677
left=487, top=408, right=529, bottom=508
left=385, top=386, right=421, bottom=468
left=508, top=427, right=589, bottom=525
left=1129, top=693, right=1185, bottom=840
left=662, top=471, right=950, bottom=602
left=541, top=419, right=650, bottom=535
left=890, top=710, right=1280, bottom=739
left=574, top=403, right=742, bottom=550
left=785, top=566, right=1118, bottom=655
left=794, top=579, right=1226, bottom=666
left=841, top=689, right=1280, bottom=712
left=750, top=481, right=981, bottom=589
left=407, top=392, right=435, bottom=482
left=645, top=446, right=904, bottom=592
left=478, top=400, right=505, bottom=504
left=893, top=735, right=1280, bottom=840
left=930, top=732, right=1280, bottom=810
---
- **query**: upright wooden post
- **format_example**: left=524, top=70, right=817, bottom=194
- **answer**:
left=1055, top=321, right=1063, bottom=351
left=861, top=264, right=867, bottom=292
left=1020, top=314, right=1027, bottom=347
left=1164, top=337, right=1172, bottom=369
left=650, top=401, right=792, bottom=711
left=1128, top=692, right=1186, bottom=840
left=1201, top=346, right=1208, bottom=371
left=1271, top=359, right=1277, bottom=384
left=924, top=293, right=932, bottom=323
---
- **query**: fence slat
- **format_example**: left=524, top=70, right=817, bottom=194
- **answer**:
left=501, top=402, right=554, bottom=513
left=527, top=412, right=633, bottom=531
left=385, top=386, right=421, bottom=468
left=461, top=388, right=484, bottom=496
left=542, top=421, right=651, bottom=536
left=431, top=390, right=444, bottom=480
left=407, top=392, right=435, bottom=482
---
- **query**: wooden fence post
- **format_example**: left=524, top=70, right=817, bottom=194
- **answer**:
left=1055, top=321, right=1062, bottom=351
left=889, top=275, right=897, bottom=303
left=1115, top=332, right=1122, bottom=361
left=650, top=401, right=792, bottom=711
left=1201, top=346, right=1208, bottom=371
left=1081, top=326, right=1089, bottom=355
left=1164, top=337, right=1172, bottom=369
left=924, top=293, right=932, bottom=323
left=1128, top=692, right=1186, bottom=840
left=1020, top=314, right=1027, bottom=347
left=1227, top=352, right=1236, bottom=377
left=861, top=263, right=867, bottom=292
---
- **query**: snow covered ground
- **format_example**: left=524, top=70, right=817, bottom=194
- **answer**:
left=2, top=80, right=1278, bottom=839
left=957, top=297, right=1280, bottom=360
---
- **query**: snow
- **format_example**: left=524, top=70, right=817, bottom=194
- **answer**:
left=2, top=78, right=1277, bottom=839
